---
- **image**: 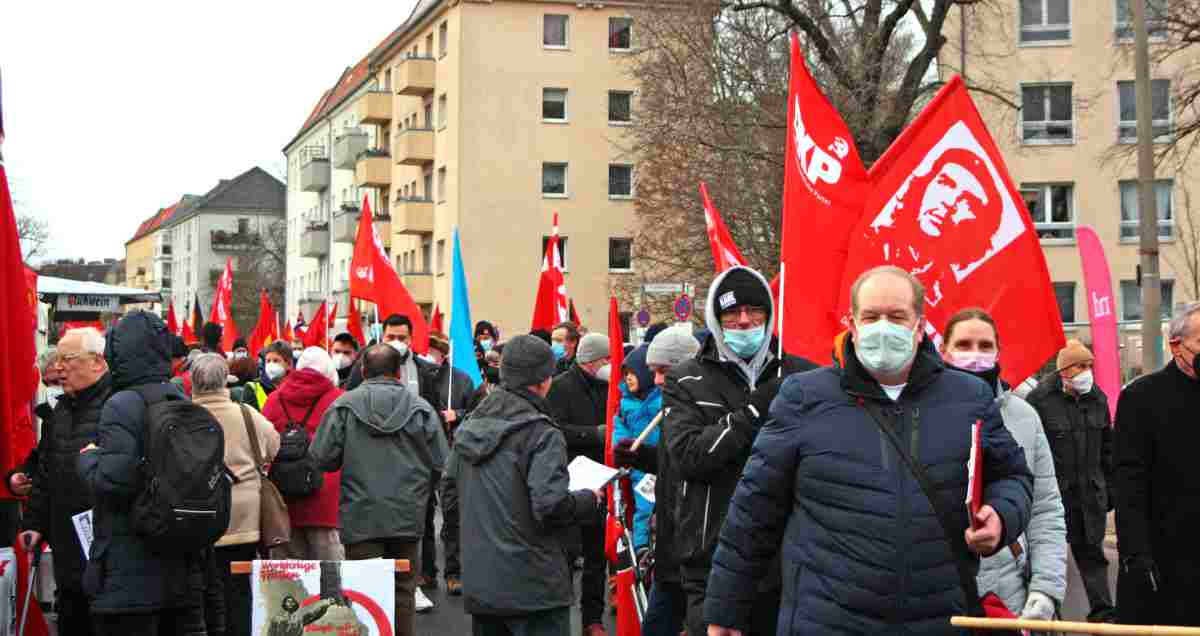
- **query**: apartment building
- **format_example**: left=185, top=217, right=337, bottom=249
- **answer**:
left=124, top=203, right=179, bottom=314
left=942, top=0, right=1196, bottom=378
left=287, top=0, right=639, bottom=335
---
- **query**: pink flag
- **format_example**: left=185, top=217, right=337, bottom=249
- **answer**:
left=1077, top=226, right=1120, bottom=423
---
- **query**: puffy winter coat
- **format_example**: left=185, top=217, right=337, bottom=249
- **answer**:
left=77, top=311, right=208, bottom=613
left=613, top=389, right=660, bottom=550
left=28, top=372, right=111, bottom=591
left=976, top=385, right=1068, bottom=614
left=703, top=338, right=1033, bottom=635
left=262, top=368, right=344, bottom=528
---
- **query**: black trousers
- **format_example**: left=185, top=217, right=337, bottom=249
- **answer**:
left=580, top=522, right=607, bottom=626
left=683, top=569, right=779, bottom=636
left=423, top=472, right=460, bottom=579
left=1072, top=541, right=1115, bottom=619
left=56, top=585, right=96, bottom=636
left=213, top=543, right=258, bottom=636
left=92, top=605, right=207, bottom=636
left=471, top=607, right=572, bottom=636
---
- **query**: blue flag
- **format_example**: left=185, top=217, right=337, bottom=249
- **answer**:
left=450, top=228, right=482, bottom=388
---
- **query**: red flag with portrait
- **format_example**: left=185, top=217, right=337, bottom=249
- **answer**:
left=836, top=76, right=1064, bottom=385
left=0, top=162, right=37, bottom=481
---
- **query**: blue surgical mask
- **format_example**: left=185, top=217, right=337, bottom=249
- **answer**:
left=551, top=342, right=567, bottom=361
left=854, top=320, right=917, bottom=375
left=479, top=338, right=494, bottom=352
left=724, top=326, right=765, bottom=359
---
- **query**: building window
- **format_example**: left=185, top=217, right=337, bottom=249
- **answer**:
left=438, top=93, right=448, bottom=128
left=438, top=166, right=447, bottom=203
left=543, top=88, right=567, bottom=121
left=423, top=100, right=433, bottom=129
left=426, top=33, right=434, bottom=57
left=423, top=170, right=434, bottom=199
left=1053, top=282, right=1076, bottom=324
left=437, top=239, right=447, bottom=276
left=1020, top=0, right=1070, bottom=43
left=1118, top=79, right=1172, bottom=142
left=1021, top=83, right=1073, bottom=143
left=609, top=238, right=633, bottom=271
left=542, top=163, right=568, bottom=197
left=439, top=21, right=448, bottom=58
left=542, top=236, right=569, bottom=270
left=237, top=218, right=249, bottom=234
left=1116, top=0, right=1167, bottom=41
left=1122, top=279, right=1174, bottom=321
left=1119, top=179, right=1174, bottom=240
left=422, top=239, right=432, bottom=274
left=609, top=17, right=632, bottom=50
left=608, top=91, right=632, bottom=124
left=1021, top=183, right=1074, bottom=240
left=544, top=14, right=568, bottom=48
left=609, top=164, right=634, bottom=198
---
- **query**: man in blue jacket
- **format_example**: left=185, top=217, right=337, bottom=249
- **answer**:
left=704, top=265, right=1033, bottom=636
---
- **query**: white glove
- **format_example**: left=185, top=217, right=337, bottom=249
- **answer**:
left=1020, top=591, right=1055, bottom=621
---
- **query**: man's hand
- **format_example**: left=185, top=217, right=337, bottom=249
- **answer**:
left=965, top=505, right=1003, bottom=555
left=79, top=443, right=97, bottom=454
left=1021, top=591, right=1056, bottom=620
left=18, top=530, right=40, bottom=553
left=442, top=409, right=458, bottom=425
left=592, top=488, right=606, bottom=508
left=8, top=473, right=31, bottom=497
left=613, top=438, right=639, bottom=469
left=708, top=626, right=743, bottom=636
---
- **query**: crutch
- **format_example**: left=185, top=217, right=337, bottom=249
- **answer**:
left=18, top=537, right=45, bottom=636
left=614, top=468, right=649, bottom=618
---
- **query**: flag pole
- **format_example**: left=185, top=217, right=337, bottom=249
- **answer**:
left=777, top=262, right=786, bottom=378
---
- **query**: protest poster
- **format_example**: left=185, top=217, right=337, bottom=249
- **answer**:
left=251, top=559, right=395, bottom=636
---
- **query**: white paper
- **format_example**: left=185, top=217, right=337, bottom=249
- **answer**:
left=634, top=474, right=657, bottom=503
left=71, top=510, right=93, bottom=559
left=567, top=456, right=620, bottom=492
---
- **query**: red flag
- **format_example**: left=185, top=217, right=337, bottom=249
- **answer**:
left=780, top=34, right=870, bottom=365
left=347, top=301, right=366, bottom=347
left=429, top=304, right=444, bottom=334
left=531, top=213, right=569, bottom=332
left=166, top=301, right=179, bottom=336
left=349, top=196, right=429, bottom=353
left=602, top=297, right=634, bottom=564
left=836, top=76, right=1064, bottom=386
left=182, top=302, right=197, bottom=345
left=282, top=319, right=294, bottom=344
left=208, top=257, right=238, bottom=353
left=58, top=321, right=105, bottom=340
left=568, top=298, right=581, bottom=327
left=700, top=182, right=748, bottom=271
left=302, top=302, right=329, bottom=350
left=12, top=537, right=50, bottom=636
left=613, top=567, right=643, bottom=636
left=24, top=266, right=38, bottom=326
left=249, top=290, right=276, bottom=351
left=0, top=162, right=37, bottom=478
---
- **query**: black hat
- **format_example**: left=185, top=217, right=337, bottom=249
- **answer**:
left=713, top=269, right=771, bottom=316
left=202, top=322, right=223, bottom=351
left=501, top=335, right=556, bottom=390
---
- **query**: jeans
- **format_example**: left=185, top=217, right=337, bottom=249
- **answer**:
left=92, top=605, right=208, bottom=636
left=214, top=543, right=258, bottom=636
left=641, top=580, right=685, bottom=636
left=471, top=607, right=572, bottom=636
left=345, top=538, right=421, bottom=636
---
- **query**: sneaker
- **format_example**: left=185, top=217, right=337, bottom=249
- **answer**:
left=446, top=577, right=463, bottom=596
left=415, top=586, right=435, bottom=613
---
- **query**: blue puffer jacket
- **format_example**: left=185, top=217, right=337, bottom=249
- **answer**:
left=612, top=345, right=660, bottom=550
left=704, top=338, right=1033, bottom=635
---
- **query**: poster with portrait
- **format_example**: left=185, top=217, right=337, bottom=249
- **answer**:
left=251, top=560, right=395, bottom=636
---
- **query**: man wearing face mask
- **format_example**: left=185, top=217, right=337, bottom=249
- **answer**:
left=1026, top=339, right=1115, bottom=623
left=940, top=308, right=1067, bottom=623
left=332, top=333, right=359, bottom=387
left=474, top=321, right=499, bottom=370
left=1114, top=302, right=1200, bottom=626
left=704, top=267, right=1032, bottom=636
left=662, top=266, right=816, bottom=636
left=231, top=337, right=250, bottom=359
left=551, top=322, right=581, bottom=375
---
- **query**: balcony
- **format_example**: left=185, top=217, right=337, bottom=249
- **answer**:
left=301, top=156, right=331, bottom=192
left=300, top=223, right=330, bottom=258
left=396, top=56, right=435, bottom=96
left=211, top=230, right=261, bottom=252
left=298, top=294, right=324, bottom=321
left=393, top=198, right=434, bottom=235
left=333, top=129, right=369, bottom=170
left=395, top=128, right=434, bottom=166
left=357, top=90, right=393, bottom=126
left=355, top=149, right=392, bottom=188
left=155, top=246, right=172, bottom=261
left=401, top=272, right=434, bottom=304
left=332, top=205, right=361, bottom=243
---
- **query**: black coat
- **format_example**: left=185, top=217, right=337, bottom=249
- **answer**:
left=77, top=312, right=207, bottom=613
left=1114, top=361, right=1200, bottom=625
left=27, top=372, right=111, bottom=591
left=1027, top=375, right=1113, bottom=545
left=546, top=364, right=608, bottom=464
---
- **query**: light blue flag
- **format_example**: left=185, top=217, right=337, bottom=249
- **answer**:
left=450, top=228, right=482, bottom=388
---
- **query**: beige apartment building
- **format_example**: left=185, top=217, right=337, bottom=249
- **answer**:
left=942, top=0, right=1197, bottom=378
left=291, top=0, right=639, bottom=337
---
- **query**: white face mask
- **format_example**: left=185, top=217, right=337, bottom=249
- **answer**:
left=947, top=351, right=998, bottom=373
left=854, top=320, right=918, bottom=375
left=388, top=340, right=410, bottom=357
left=1068, top=370, right=1094, bottom=394
left=333, top=353, right=353, bottom=370
left=595, top=364, right=612, bottom=382
left=45, top=386, right=64, bottom=409
left=265, top=362, right=287, bottom=381
left=233, top=351, right=249, bottom=360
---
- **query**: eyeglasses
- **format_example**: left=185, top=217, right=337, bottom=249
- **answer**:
left=719, top=306, right=767, bottom=327
left=59, top=352, right=95, bottom=364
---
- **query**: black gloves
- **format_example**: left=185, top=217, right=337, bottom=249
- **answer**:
left=1122, top=554, right=1161, bottom=593
left=729, top=376, right=786, bottom=432
left=614, top=437, right=655, bottom=471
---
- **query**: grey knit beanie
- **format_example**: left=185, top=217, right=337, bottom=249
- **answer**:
left=501, top=335, right=556, bottom=389
left=646, top=325, right=701, bottom=368
left=576, top=333, right=610, bottom=364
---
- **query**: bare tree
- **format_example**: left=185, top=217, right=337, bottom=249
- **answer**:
left=16, top=213, right=49, bottom=261
left=1166, top=181, right=1200, bottom=301
left=230, top=217, right=287, bottom=337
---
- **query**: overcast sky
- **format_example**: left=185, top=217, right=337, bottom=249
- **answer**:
left=1, top=1, right=416, bottom=263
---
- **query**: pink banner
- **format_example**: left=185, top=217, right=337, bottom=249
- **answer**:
left=1076, top=226, right=1120, bottom=423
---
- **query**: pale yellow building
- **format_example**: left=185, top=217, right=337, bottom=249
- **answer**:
left=290, top=0, right=639, bottom=336
left=124, top=204, right=177, bottom=313
left=942, top=0, right=1198, bottom=378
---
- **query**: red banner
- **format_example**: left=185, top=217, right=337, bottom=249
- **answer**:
left=349, top=196, right=428, bottom=353
left=0, top=163, right=37, bottom=478
left=531, top=213, right=569, bottom=332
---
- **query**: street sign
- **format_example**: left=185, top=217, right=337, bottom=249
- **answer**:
left=674, top=294, right=693, bottom=322
left=644, top=283, right=684, bottom=295
left=636, top=308, right=651, bottom=328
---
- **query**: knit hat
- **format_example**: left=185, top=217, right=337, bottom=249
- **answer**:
left=297, top=346, right=339, bottom=385
left=647, top=325, right=701, bottom=368
left=501, top=335, right=556, bottom=389
left=1056, top=339, right=1094, bottom=372
left=713, top=268, right=771, bottom=316
left=576, top=333, right=611, bottom=364
left=428, top=332, right=450, bottom=355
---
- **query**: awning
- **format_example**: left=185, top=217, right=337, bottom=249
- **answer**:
left=36, top=275, right=162, bottom=309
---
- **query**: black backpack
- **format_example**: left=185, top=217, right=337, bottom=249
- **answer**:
left=268, top=400, right=325, bottom=500
left=129, top=386, right=233, bottom=554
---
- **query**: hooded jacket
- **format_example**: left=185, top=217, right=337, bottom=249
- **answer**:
left=442, top=386, right=598, bottom=616
left=612, top=345, right=660, bottom=550
left=663, top=266, right=817, bottom=584
left=77, top=311, right=208, bottom=613
left=703, top=337, right=1033, bottom=635
left=311, top=376, right=447, bottom=545
left=262, top=368, right=344, bottom=528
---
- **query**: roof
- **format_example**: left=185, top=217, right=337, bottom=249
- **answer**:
left=126, top=202, right=180, bottom=245
left=160, top=167, right=285, bottom=229
left=37, top=275, right=161, bottom=303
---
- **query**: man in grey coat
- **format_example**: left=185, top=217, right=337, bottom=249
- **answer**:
left=443, top=335, right=603, bottom=636
left=942, top=308, right=1068, bottom=620
left=312, top=343, right=448, bottom=636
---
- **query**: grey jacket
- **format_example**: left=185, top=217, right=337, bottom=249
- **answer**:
left=977, top=388, right=1068, bottom=613
left=443, top=386, right=599, bottom=616
left=312, top=376, right=447, bottom=545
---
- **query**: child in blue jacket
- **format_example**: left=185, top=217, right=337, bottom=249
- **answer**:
left=611, top=344, right=661, bottom=551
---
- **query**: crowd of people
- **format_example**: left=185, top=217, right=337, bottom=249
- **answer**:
left=6, top=262, right=1200, bottom=635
